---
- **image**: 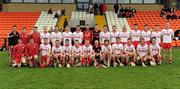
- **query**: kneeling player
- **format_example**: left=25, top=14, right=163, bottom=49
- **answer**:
left=26, top=39, right=39, bottom=67
left=112, top=37, right=124, bottom=67
left=39, top=38, right=51, bottom=67
left=136, top=38, right=152, bottom=67
left=12, top=39, right=27, bottom=68
left=82, top=40, right=93, bottom=66
left=124, top=38, right=137, bottom=66
left=72, top=40, right=83, bottom=67
left=63, top=39, right=72, bottom=68
left=149, top=37, right=161, bottom=65
left=52, top=40, right=64, bottom=67
left=102, top=40, right=112, bottom=67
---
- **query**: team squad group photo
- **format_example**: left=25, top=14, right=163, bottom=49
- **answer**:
left=8, top=22, right=174, bottom=68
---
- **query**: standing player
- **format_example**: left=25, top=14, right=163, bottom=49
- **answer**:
left=101, top=40, right=112, bottom=67
left=73, top=25, right=83, bottom=45
left=136, top=38, right=152, bottom=67
left=82, top=40, right=93, bottom=66
left=63, top=39, right=72, bottom=67
left=30, top=27, right=41, bottom=48
left=100, top=25, right=110, bottom=45
left=92, top=24, right=100, bottom=43
left=62, top=26, right=72, bottom=46
left=161, top=23, right=174, bottom=64
left=39, top=38, right=51, bottom=67
left=110, top=25, right=120, bottom=44
left=72, top=40, right=83, bottom=67
left=111, top=37, right=124, bottom=67
left=52, top=40, right=64, bottom=67
left=51, top=26, right=62, bottom=46
left=12, top=39, right=26, bottom=68
left=141, top=24, right=151, bottom=46
left=130, top=24, right=141, bottom=48
left=149, top=37, right=161, bottom=65
left=124, top=38, right=136, bottom=66
left=20, top=27, right=29, bottom=45
left=151, top=25, right=162, bottom=45
left=83, top=24, right=93, bottom=42
left=26, top=39, right=39, bottom=67
left=40, top=26, right=51, bottom=44
left=119, top=25, right=130, bottom=45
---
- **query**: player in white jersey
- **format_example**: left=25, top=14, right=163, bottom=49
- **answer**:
left=99, top=25, right=110, bottom=45
left=161, top=23, right=174, bottom=64
left=136, top=38, right=151, bottom=67
left=130, top=24, right=141, bottom=48
left=124, top=38, right=136, bottom=66
left=149, top=37, right=161, bottom=65
left=51, top=26, right=62, bottom=46
left=82, top=40, right=93, bottom=66
left=72, top=40, right=83, bottom=67
left=111, top=37, right=124, bottom=67
left=72, top=25, right=83, bottom=45
left=52, top=40, right=64, bottom=67
left=141, top=24, right=151, bottom=45
left=63, top=39, right=72, bottom=67
left=101, top=40, right=112, bottom=67
left=39, top=38, right=51, bottom=67
left=151, top=25, right=162, bottom=44
left=62, top=26, right=72, bottom=46
left=110, top=25, right=119, bottom=44
left=40, top=26, right=51, bottom=44
left=119, top=25, right=130, bottom=44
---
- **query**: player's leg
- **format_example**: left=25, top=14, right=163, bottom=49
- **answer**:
left=107, top=53, right=111, bottom=67
left=87, top=54, right=93, bottom=66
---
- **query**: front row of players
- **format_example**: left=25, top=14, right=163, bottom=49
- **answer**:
left=11, top=37, right=161, bottom=68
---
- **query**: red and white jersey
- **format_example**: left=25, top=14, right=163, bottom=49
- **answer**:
left=102, top=45, right=111, bottom=53
left=40, top=32, right=51, bottom=43
left=151, top=31, right=161, bottom=43
left=51, top=32, right=62, bottom=44
left=63, top=45, right=72, bottom=54
left=137, top=44, right=148, bottom=57
left=141, top=30, right=151, bottom=41
left=52, top=46, right=63, bottom=54
left=124, top=44, right=135, bottom=53
left=161, top=29, right=174, bottom=43
left=62, top=32, right=72, bottom=45
left=110, top=31, right=119, bottom=43
left=131, top=30, right=141, bottom=42
left=100, top=31, right=110, bottom=43
left=149, top=43, right=160, bottom=55
left=112, top=43, right=123, bottom=54
left=72, top=31, right=83, bottom=43
left=72, top=46, right=83, bottom=54
left=83, top=45, right=93, bottom=54
left=119, top=31, right=130, bottom=43
left=40, top=44, right=51, bottom=56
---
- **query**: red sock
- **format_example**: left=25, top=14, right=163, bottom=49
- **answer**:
left=82, top=57, right=86, bottom=64
left=88, top=58, right=93, bottom=65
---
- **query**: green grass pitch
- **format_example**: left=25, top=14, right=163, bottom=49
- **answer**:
left=0, top=48, right=180, bottom=89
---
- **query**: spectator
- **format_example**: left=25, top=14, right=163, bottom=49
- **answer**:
left=89, top=4, right=94, bottom=14
left=102, top=3, right=106, bottom=15
left=178, top=32, right=180, bottom=40
left=63, top=18, right=68, bottom=29
left=118, top=7, right=124, bottom=18
left=171, top=12, right=177, bottom=20
left=54, top=11, right=59, bottom=19
left=61, top=8, right=65, bottom=16
left=166, top=12, right=171, bottom=20
left=99, top=4, right=103, bottom=15
left=48, top=8, right=53, bottom=14
left=0, top=4, right=2, bottom=12
left=93, top=2, right=98, bottom=15
left=160, top=10, right=166, bottom=18
left=114, top=3, right=119, bottom=13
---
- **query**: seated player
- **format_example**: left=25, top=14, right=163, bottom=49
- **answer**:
left=82, top=40, right=93, bottom=66
left=72, top=40, right=83, bottom=67
left=137, top=38, right=154, bottom=67
left=112, top=37, right=124, bottom=67
left=63, top=39, right=72, bottom=68
left=101, top=40, right=112, bottom=67
left=39, top=38, right=51, bottom=67
left=26, top=38, right=39, bottom=67
left=93, top=40, right=107, bottom=68
left=12, top=39, right=26, bottom=68
left=149, top=37, right=161, bottom=65
left=124, top=38, right=137, bottom=66
left=52, top=40, right=64, bottom=68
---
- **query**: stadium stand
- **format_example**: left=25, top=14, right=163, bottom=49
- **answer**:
left=95, top=15, right=107, bottom=30
left=57, top=15, right=70, bottom=29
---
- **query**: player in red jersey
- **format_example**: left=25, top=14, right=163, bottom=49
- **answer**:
left=30, top=27, right=41, bottom=48
left=12, top=39, right=27, bottom=68
left=20, top=27, right=29, bottom=45
left=26, top=38, right=39, bottom=67
left=83, top=24, right=93, bottom=42
left=82, top=40, right=93, bottom=66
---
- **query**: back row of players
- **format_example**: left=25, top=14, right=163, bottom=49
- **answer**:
left=10, top=23, right=174, bottom=68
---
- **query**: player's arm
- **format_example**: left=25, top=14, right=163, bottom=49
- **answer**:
left=109, top=46, right=112, bottom=54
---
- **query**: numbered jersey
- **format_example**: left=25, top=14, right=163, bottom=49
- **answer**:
left=151, top=31, right=161, bottom=43
left=72, top=31, right=83, bottom=43
left=161, top=29, right=174, bottom=43
left=131, top=30, right=141, bottom=42
left=149, top=43, right=160, bottom=55
left=100, top=31, right=110, bottom=43
left=102, top=45, right=111, bottom=53
left=119, top=31, right=130, bottom=43
left=83, top=45, right=93, bottom=54
left=52, top=46, right=63, bottom=54
left=62, top=32, right=72, bottom=45
left=124, top=44, right=135, bottom=53
left=112, top=43, right=123, bottom=54
left=72, top=46, right=83, bottom=54
left=141, top=31, right=151, bottom=41
left=110, top=31, right=119, bottom=43
left=137, top=44, right=148, bottom=57
left=40, top=44, right=51, bottom=56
